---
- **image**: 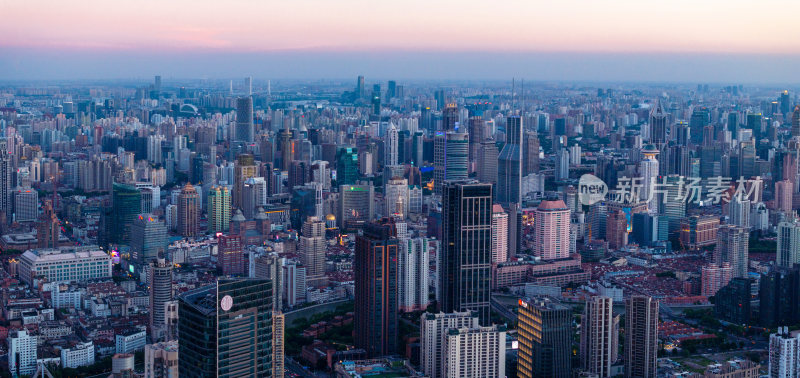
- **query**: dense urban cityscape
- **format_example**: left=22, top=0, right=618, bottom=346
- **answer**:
left=6, top=1, right=800, bottom=377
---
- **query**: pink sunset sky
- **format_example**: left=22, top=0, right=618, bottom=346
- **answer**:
left=4, top=0, right=799, bottom=54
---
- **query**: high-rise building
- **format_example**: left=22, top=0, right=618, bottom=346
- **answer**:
left=713, top=277, right=751, bottom=324
left=355, top=218, right=400, bottom=357
left=775, top=179, right=794, bottom=214
left=728, top=197, right=751, bottom=229
left=218, top=234, right=245, bottom=276
left=420, top=311, right=480, bottom=378
left=498, top=116, right=523, bottom=205
left=13, top=187, right=37, bottom=223
left=760, top=267, right=800, bottom=328
left=399, top=237, right=430, bottom=312
left=208, top=186, right=231, bottom=234
left=233, top=154, right=257, bottom=209
left=149, top=258, right=173, bottom=341
left=649, top=101, right=668, bottom=144
left=131, top=215, right=168, bottom=264
left=555, top=148, right=569, bottom=181
left=533, top=200, right=571, bottom=260
left=144, top=340, right=179, bottom=378
left=337, top=183, right=374, bottom=231
left=517, top=296, right=572, bottom=378
left=491, top=205, right=509, bottom=264
left=442, top=325, right=506, bottom=378
left=477, top=140, right=499, bottom=186
left=178, top=278, right=275, bottom=377
left=111, top=182, right=141, bottom=244
left=386, top=123, right=399, bottom=166
left=272, top=312, right=285, bottom=378
left=177, top=184, right=199, bottom=237
left=300, top=216, right=327, bottom=288
left=778, top=218, right=800, bottom=268
left=606, top=210, right=628, bottom=250
left=624, top=296, right=658, bottom=378
left=580, top=296, right=619, bottom=378
left=701, top=262, right=733, bottom=297
left=235, top=97, right=254, bottom=143
left=715, top=224, right=749, bottom=278
left=442, top=103, right=458, bottom=131
left=0, top=138, right=12, bottom=223
left=523, top=131, right=540, bottom=175
left=384, top=177, right=409, bottom=218
left=336, top=147, right=359, bottom=186
left=769, top=327, right=800, bottom=378
left=37, top=199, right=60, bottom=249
left=639, top=145, right=659, bottom=211
left=440, top=180, right=492, bottom=325
left=433, top=132, right=468, bottom=195
left=8, top=329, right=37, bottom=377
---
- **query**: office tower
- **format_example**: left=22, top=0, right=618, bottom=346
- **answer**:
left=533, top=200, right=570, bottom=260
left=769, top=327, right=800, bottom=378
left=639, top=145, right=659, bottom=211
left=131, top=215, right=168, bottom=264
left=713, top=277, right=751, bottom=324
left=354, top=218, right=400, bottom=357
left=441, top=325, right=506, bottom=378
left=384, top=177, right=409, bottom=217
left=36, top=199, right=60, bottom=249
left=244, top=76, right=252, bottom=95
left=310, top=160, right=331, bottom=190
left=242, top=177, right=268, bottom=219
left=356, top=75, right=365, bottom=98
left=287, top=160, right=309, bottom=190
left=399, top=237, right=431, bottom=312
left=433, top=132, right=469, bottom=195
left=624, top=296, right=658, bottom=378
left=178, top=278, right=275, bottom=377
left=149, top=258, right=173, bottom=341
left=386, top=123, right=399, bottom=166
left=440, top=181, right=492, bottom=325
left=555, top=148, right=569, bottom=181
left=177, top=184, right=199, bottom=237
left=420, top=312, right=480, bottom=378
left=218, top=234, right=245, bottom=276
left=778, top=218, right=800, bottom=268
left=491, top=205, right=509, bottom=264
left=498, top=116, right=523, bottom=205
left=477, top=140, right=499, bottom=186
left=8, top=329, right=37, bottom=377
left=715, top=224, right=749, bottom=278
left=272, top=312, right=285, bottom=378
left=792, top=106, right=800, bottom=138
left=689, top=107, right=710, bottom=144
left=760, top=268, right=800, bottom=328
left=371, top=84, right=381, bottom=115
left=0, top=140, right=11, bottom=221
left=746, top=112, right=763, bottom=140
left=701, top=262, right=733, bottom=297
left=144, top=341, right=179, bottom=378
left=278, top=126, right=293, bottom=170
left=208, top=186, right=231, bottom=234
left=775, top=179, right=794, bottom=213
left=337, top=183, right=374, bottom=231
left=300, top=216, right=326, bottom=288
left=111, top=182, right=141, bottom=244
left=387, top=80, right=397, bottom=99
left=606, top=210, right=628, bottom=250
left=442, top=103, right=458, bottom=131
left=235, top=97, right=254, bottom=143
left=517, top=297, right=572, bottom=378
left=649, top=101, right=668, bottom=144
left=233, top=154, right=257, bottom=209
left=523, top=131, right=540, bottom=175
left=336, top=147, right=359, bottom=186
left=728, top=196, right=751, bottom=229
left=658, top=174, right=686, bottom=234
left=580, top=296, right=619, bottom=378
left=13, top=187, right=37, bottom=222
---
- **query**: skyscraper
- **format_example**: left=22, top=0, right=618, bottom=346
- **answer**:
left=442, top=325, right=506, bottom=378
left=769, top=327, right=800, bottom=378
left=8, top=329, right=37, bottom=377
left=440, top=180, right=492, bottom=325
left=0, top=139, right=11, bottom=223
left=420, top=311, right=480, bottom=378
left=442, top=103, right=458, bottom=131
left=639, top=144, right=659, bottom=211
left=624, top=296, right=658, bottom=378
left=336, top=147, right=359, bottom=186
left=208, top=186, right=231, bottom=234
left=715, top=224, right=749, bottom=278
left=300, top=216, right=327, bottom=288
left=337, top=183, right=375, bottom=231
left=177, top=184, right=199, bottom=237
left=178, top=278, right=275, bottom=377
left=649, top=101, right=668, bottom=144
left=517, top=296, right=572, bottom=378
left=399, top=237, right=430, bottom=312
left=111, top=182, right=141, bottom=244
left=354, top=218, right=400, bottom=357
left=713, top=277, right=751, bottom=324
left=491, top=205, right=509, bottom=264
left=235, top=97, right=254, bottom=143
left=778, top=218, right=800, bottom=268
left=233, top=154, right=257, bottom=209
left=523, top=131, right=540, bottom=175
left=149, top=258, right=173, bottom=341
left=555, top=148, right=570, bottom=181
left=131, top=215, right=168, bottom=264
left=533, top=200, right=571, bottom=260
left=759, top=267, right=800, bottom=328
left=498, top=116, right=523, bottom=205
left=580, top=296, right=619, bottom=378
left=386, top=123, right=399, bottom=166
left=434, top=132, right=469, bottom=195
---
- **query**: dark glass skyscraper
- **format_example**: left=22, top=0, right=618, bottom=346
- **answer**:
left=336, top=147, right=359, bottom=186
left=649, top=101, right=668, bottom=144
left=498, top=116, right=522, bottom=205
left=235, top=97, right=254, bottom=143
left=130, top=215, right=168, bottom=264
left=111, top=182, right=141, bottom=244
left=354, top=218, right=400, bottom=357
left=517, top=296, right=572, bottom=378
left=714, top=277, right=751, bottom=324
left=178, top=278, right=275, bottom=377
left=759, top=267, right=800, bottom=328
left=440, top=180, right=492, bottom=325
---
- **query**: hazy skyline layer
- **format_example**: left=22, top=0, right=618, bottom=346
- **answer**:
left=3, top=0, right=800, bottom=82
